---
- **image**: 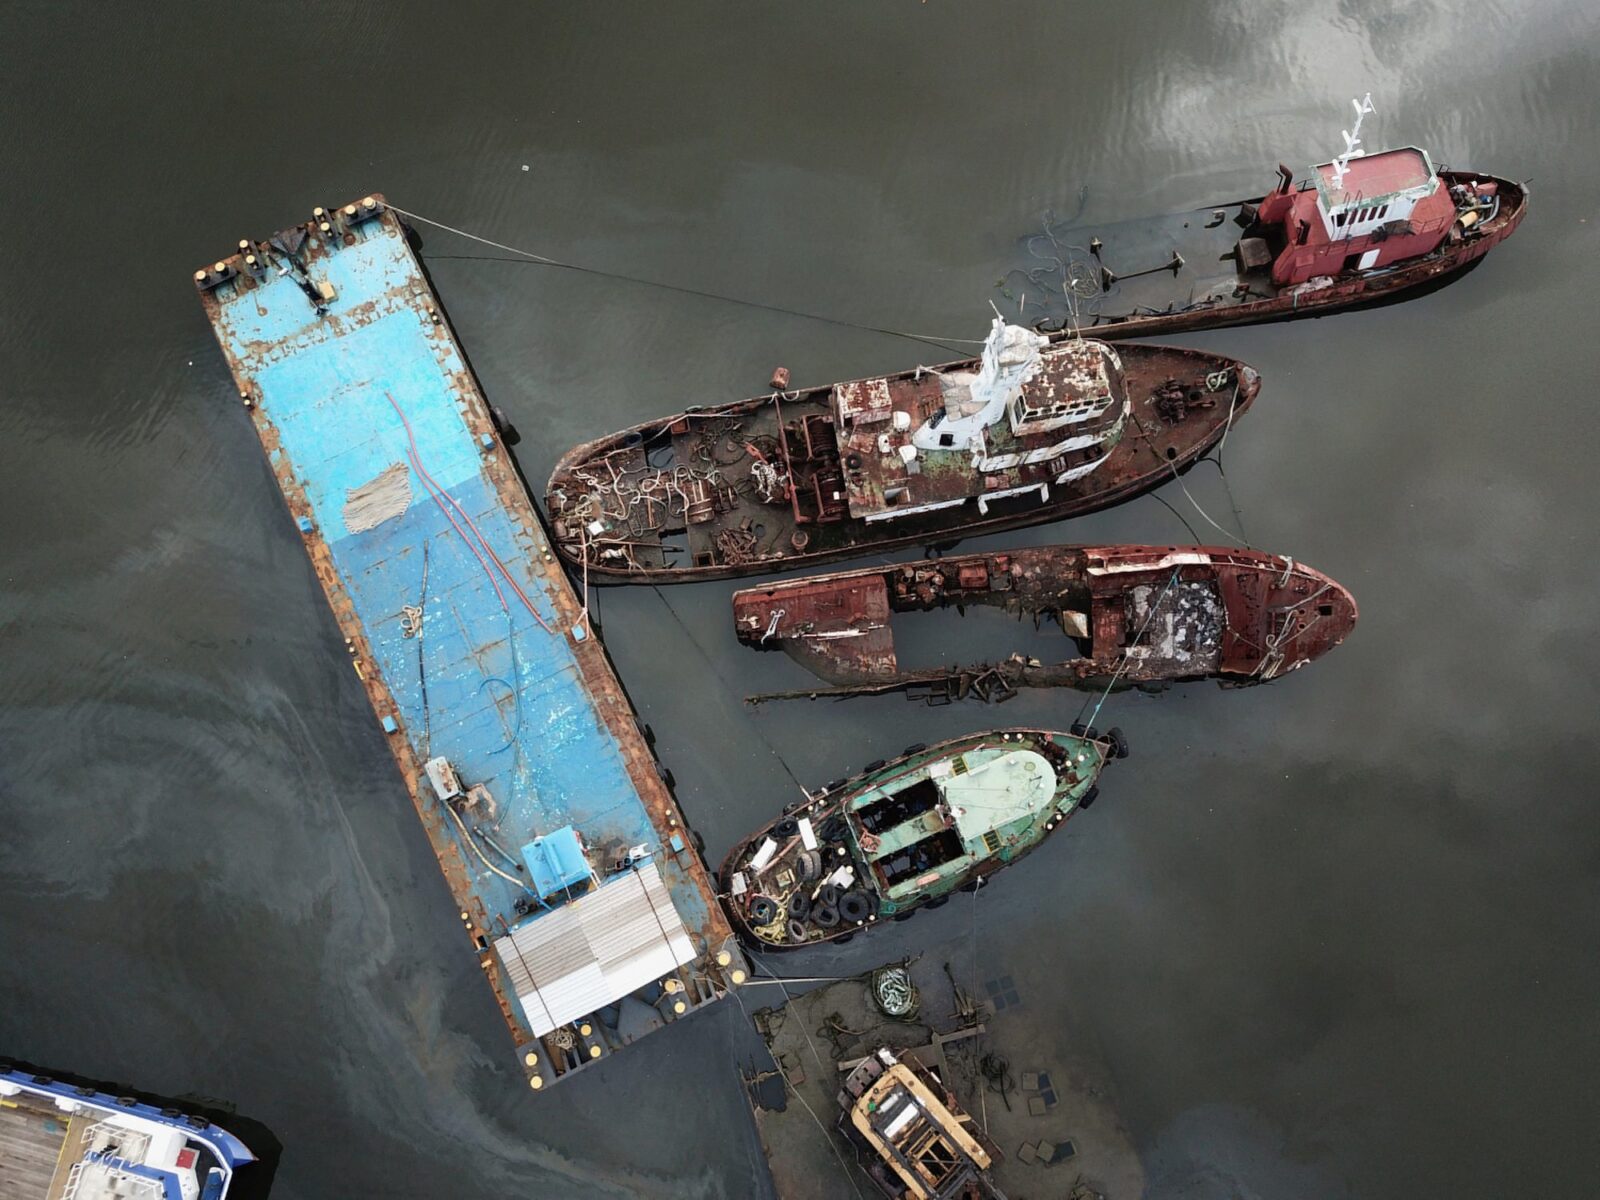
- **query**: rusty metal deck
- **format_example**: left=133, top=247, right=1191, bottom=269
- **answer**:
left=734, top=545, right=1359, bottom=703
left=195, top=196, right=742, bottom=1091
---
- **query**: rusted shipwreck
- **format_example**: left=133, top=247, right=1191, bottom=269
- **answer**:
left=548, top=322, right=1257, bottom=582
left=999, top=99, right=1526, bottom=341
left=733, top=545, right=1357, bottom=703
left=721, top=729, right=1116, bottom=950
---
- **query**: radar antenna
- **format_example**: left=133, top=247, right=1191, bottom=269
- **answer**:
left=1329, top=93, right=1375, bottom=188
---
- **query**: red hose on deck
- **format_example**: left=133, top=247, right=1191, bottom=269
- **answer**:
left=384, top=392, right=554, bottom=634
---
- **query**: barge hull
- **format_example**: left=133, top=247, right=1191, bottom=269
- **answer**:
left=196, top=197, right=740, bottom=1089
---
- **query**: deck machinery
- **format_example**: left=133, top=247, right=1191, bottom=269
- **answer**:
left=195, top=196, right=745, bottom=1091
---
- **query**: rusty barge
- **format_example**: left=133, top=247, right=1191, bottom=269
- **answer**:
left=720, top=729, right=1116, bottom=951
left=548, top=323, right=1257, bottom=582
left=195, top=196, right=747, bottom=1092
left=734, top=545, right=1358, bottom=703
left=1001, top=100, right=1526, bottom=341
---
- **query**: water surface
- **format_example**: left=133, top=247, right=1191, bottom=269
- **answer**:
left=3, top=2, right=1598, bottom=1196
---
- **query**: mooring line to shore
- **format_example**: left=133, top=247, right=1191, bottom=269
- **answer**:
left=739, top=963, right=867, bottom=1200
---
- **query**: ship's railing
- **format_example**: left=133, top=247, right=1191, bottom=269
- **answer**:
left=62, top=1156, right=164, bottom=1200
left=80, top=1118, right=152, bottom=1161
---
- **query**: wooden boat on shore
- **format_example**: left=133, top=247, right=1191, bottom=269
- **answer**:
left=733, top=544, right=1358, bottom=703
left=719, top=728, right=1118, bottom=950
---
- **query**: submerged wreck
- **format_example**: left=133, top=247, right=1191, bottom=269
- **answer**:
left=999, top=98, right=1526, bottom=341
left=720, top=729, right=1117, bottom=950
left=745, top=956, right=1143, bottom=1198
left=548, top=322, right=1256, bottom=581
left=734, top=545, right=1357, bottom=703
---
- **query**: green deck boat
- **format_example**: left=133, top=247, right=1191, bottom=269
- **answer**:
left=718, top=728, right=1123, bottom=950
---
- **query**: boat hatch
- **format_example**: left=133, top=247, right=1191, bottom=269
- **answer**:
left=878, top=829, right=965, bottom=887
left=855, top=778, right=940, bottom=835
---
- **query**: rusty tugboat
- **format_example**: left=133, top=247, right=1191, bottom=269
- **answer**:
left=720, top=729, right=1118, bottom=950
left=734, top=545, right=1358, bottom=704
left=548, top=320, right=1256, bottom=582
left=1000, top=95, right=1526, bottom=341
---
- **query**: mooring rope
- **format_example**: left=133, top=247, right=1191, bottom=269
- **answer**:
left=1072, top=565, right=1186, bottom=730
left=388, top=204, right=983, bottom=357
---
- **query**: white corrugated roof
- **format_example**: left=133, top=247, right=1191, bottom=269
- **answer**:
left=493, top=861, right=697, bottom=1037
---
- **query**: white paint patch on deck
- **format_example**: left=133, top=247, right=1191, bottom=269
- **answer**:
left=343, top=462, right=412, bottom=533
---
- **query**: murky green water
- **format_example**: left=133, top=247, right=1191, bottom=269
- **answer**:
left=3, top=2, right=1598, bottom=1196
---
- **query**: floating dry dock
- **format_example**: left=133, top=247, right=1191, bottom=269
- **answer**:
left=196, top=196, right=745, bottom=1091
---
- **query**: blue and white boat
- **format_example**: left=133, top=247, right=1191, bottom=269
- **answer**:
left=0, top=1064, right=256, bottom=1200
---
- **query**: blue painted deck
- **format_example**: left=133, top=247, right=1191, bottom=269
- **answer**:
left=197, top=203, right=735, bottom=1085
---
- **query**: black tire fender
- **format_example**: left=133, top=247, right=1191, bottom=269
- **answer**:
left=1107, top=726, right=1131, bottom=759
left=748, top=895, right=778, bottom=924
left=839, top=891, right=871, bottom=923
left=491, top=406, right=521, bottom=446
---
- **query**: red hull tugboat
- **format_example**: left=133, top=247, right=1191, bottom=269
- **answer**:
left=549, top=326, right=1256, bottom=582
left=1002, top=96, right=1527, bottom=341
left=719, top=729, right=1118, bottom=950
left=733, top=545, right=1358, bottom=703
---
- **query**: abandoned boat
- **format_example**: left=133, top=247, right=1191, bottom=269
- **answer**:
left=733, top=545, right=1358, bottom=703
left=548, top=322, right=1257, bottom=581
left=839, top=1048, right=1004, bottom=1200
left=719, top=729, right=1117, bottom=950
left=997, top=96, right=1527, bottom=340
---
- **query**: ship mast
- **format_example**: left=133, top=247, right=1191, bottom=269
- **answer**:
left=1329, top=92, right=1376, bottom=189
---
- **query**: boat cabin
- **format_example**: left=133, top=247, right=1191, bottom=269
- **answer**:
left=834, top=321, right=1128, bottom=525
left=847, top=745, right=1071, bottom=901
left=1258, top=145, right=1457, bottom=285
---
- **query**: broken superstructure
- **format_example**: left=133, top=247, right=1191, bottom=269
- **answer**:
left=196, top=196, right=746, bottom=1092
left=548, top=321, right=1257, bottom=581
left=839, top=1048, right=1003, bottom=1200
left=734, top=545, right=1358, bottom=703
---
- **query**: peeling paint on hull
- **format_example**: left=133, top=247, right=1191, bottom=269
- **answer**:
left=733, top=544, right=1359, bottom=703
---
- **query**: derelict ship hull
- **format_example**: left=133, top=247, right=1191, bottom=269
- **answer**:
left=718, top=729, right=1114, bottom=951
left=548, top=344, right=1259, bottom=583
left=732, top=544, right=1359, bottom=704
left=1008, top=171, right=1527, bottom=342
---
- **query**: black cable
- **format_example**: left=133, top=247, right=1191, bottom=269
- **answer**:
left=650, top=584, right=810, bottom=795
left=1199, top=451, right=1252, bottom=547
left=1150, top=492, right=1202, bottom=544
left=422, top=252, right=974, bottom=359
